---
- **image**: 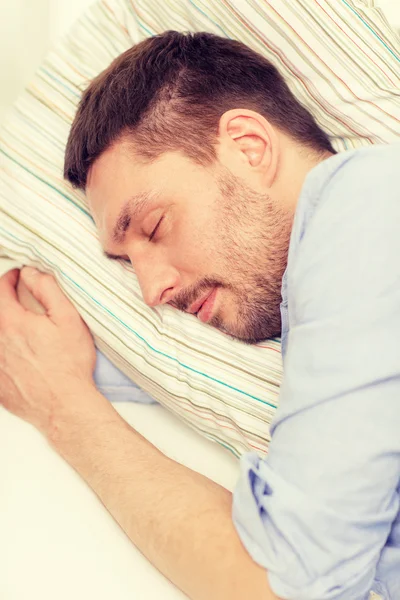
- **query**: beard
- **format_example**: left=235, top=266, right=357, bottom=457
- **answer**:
left=173, top=170, right=293, bottom=344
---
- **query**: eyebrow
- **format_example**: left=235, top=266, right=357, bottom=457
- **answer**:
left=104, top=191, right=157, bottom=259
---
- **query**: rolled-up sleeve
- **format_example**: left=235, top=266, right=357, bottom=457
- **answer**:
left=233, top=147, right=400, bottom=600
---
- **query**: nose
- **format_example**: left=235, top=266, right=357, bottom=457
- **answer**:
left=130, top=252, right=180, bottom=307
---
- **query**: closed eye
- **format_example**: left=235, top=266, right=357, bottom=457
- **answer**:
left=149, top=216, right=164, bottom=242
left=104, top=251, right=130, bottom=261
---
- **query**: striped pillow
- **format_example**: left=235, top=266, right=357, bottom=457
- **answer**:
left=1, top=0, right=399, bottom=457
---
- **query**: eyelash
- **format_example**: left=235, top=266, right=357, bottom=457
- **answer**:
left=149, top=216, right=164, bottom=242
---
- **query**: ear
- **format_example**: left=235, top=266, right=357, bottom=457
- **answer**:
left=218, top=109, right=279, bottom=187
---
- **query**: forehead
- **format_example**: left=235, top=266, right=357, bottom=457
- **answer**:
left=86, top=142, right=145, bottom=237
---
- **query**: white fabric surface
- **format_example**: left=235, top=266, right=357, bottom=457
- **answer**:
left=376, top=0, right=400, bottom=32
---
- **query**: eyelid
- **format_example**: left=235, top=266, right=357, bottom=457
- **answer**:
left=149, top=215, right=164, bottom=241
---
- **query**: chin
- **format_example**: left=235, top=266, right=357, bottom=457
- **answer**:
left=211, top=316, right=262, bottom=345
left=214, top=312, right=281, bottom=344
left=233, top=331, right=267, bottom=345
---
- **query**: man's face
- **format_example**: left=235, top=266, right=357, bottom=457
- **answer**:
left=87, top=141, right=292, bottom=343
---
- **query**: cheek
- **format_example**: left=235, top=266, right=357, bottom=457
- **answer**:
left=171, top=216, right=217, bottom=274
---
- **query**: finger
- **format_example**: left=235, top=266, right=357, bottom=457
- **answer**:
left=0, top=269, right=23, bottom=310
left=17, top=276, right=46, bottom=315
left=0, top=269, right=26, bottom=330
left=20, top=267, right=80, bottom=325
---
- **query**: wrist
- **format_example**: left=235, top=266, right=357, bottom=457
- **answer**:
left=47, top=383, right=123, bottom=456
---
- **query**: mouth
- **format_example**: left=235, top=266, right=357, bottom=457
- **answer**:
left=187, top=289, right=213, bottom=315
left=195, top=288, right=218, bottom=324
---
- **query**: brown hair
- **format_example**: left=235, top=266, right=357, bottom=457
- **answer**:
left=64, top=31, right=334, bottom=190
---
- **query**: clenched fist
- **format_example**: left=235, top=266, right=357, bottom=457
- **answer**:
left=0, top=267, right=97, bottom=439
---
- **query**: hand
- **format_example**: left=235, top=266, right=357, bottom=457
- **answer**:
left=0, top=267, right=97, bottom=438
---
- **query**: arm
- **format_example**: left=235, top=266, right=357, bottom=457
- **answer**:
left=52, top=395, right=274, bottom=600
left=0, top=268, right=277, bottom=600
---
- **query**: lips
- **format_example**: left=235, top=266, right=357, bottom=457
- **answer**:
left=197, top=288, right=218, bottom=323
left=188, top=289, right=214, bottom=315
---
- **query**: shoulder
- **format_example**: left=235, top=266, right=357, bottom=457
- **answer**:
left=324, top=142, right=399, bottom=199
left=289, top=143, right=400, bottom=323
left=306, top=142, right=399, bottom=221
left=308, top=142, right=400, bottom=244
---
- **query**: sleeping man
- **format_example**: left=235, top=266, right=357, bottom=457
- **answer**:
left=0, top=31, right=399, bottom=600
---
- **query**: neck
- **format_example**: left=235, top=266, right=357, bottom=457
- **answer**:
left=274, top=139, right=333, bottom=215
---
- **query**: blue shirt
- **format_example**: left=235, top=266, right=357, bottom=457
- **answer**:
left=233, top=144, right=400, bottom=600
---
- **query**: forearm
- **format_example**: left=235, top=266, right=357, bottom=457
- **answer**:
left=50, top=389, right=276, bottom=600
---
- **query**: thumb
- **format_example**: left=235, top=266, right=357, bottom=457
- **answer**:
left=17, top=272, right=46, bottom=315
left=0, top=268, right=23, bottom=311
left=20, top=267, right=78, bottom=324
